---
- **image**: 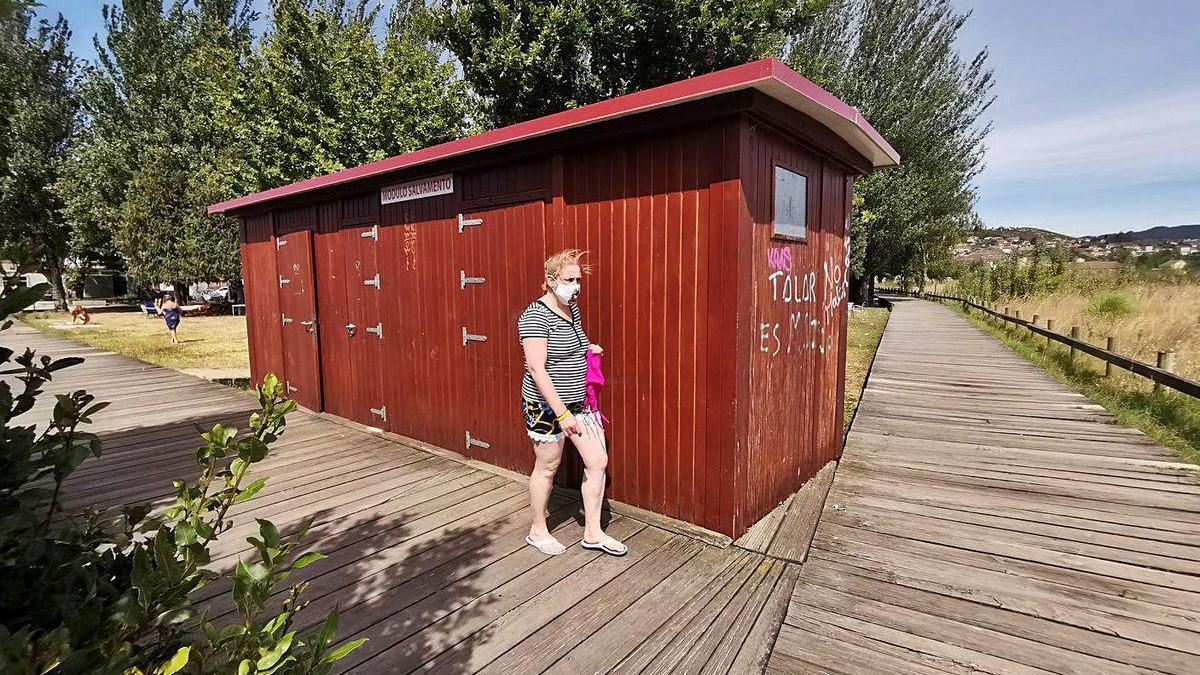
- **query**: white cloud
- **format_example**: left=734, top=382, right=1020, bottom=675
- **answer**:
left=981, top=87, right=1200, bottom=182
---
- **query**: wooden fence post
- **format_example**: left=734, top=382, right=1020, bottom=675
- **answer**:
left=1046, top=318, right=1055, bottom=350
left=1069, top=326, right=1079, bottom=366
left=1014, top=310, right=1021, bottom=336
left=1155, top=351, right=1176, bottom=394
left=1032, top=314, right=1040, bottom=341
left=1106, top=337, right=1117, bottom=377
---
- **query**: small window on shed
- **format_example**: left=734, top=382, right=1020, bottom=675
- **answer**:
left=773, top=165, right=808, bottom=240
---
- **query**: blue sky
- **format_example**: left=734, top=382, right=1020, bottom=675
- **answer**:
left=38, top=0, right=1200, bottom=236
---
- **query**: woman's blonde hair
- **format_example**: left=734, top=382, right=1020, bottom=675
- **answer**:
left=542, top=249, right=591, bottom=291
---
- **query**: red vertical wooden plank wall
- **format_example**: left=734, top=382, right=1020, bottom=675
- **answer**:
left=740, top=117, right=854, bottom=528
left=240, top=213, right=282, bottom=386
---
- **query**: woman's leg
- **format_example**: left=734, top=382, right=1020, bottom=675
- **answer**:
left=572, top=415, right=609, bottom=542
left=529, top=438, right=565, bottom=542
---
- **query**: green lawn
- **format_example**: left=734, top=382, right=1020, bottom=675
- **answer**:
left=844, top=306, right=890, bottom=431
left=21, top=310, right=250, bottom=379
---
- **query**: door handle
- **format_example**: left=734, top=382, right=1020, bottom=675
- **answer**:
left=345, top=323, right=357, bottom=336
left=300, top=319, right=316, bottom=334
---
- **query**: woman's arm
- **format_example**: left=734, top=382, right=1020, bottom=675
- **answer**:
left=521, top=338, right=569, bottom=416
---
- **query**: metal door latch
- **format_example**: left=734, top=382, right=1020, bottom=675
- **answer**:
left=278, top=275, right=291, bottom=287
left=370, top=406, right=387, bottom=422
left=345, top=323, right=357, bottom=336
left=275, top=238, right=288, bottom=250
left=360, top=224, right=378, bottom=241
left=462, top=327, right=487, bottom=346
left=363, top=273, right=381, bottom=289
left=300, top=319, right=316, bottom=334
left=365, top=322, right=383, bottom=338
left=281, top=314, right=293, bottom=325
left=285, top=381, right=298, bottom=394
left=465, top=430, right=490, bottom=451
left=460, top=270, right=486, bottom=289
left=457, top=213, right=483, bottom=233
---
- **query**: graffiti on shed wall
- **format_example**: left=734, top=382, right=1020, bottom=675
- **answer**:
left=759, top=236, right=850, bottom=358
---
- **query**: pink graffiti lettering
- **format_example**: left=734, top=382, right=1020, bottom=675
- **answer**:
left=767, top=246, right=793, bottom=272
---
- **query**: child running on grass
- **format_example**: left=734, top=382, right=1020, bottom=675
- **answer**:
left=157, top=293, right=181, bottom=345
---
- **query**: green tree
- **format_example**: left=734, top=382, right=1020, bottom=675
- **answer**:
left=0, top=8, right=81, bottom=310
left=252, top=0, right=468, bottom=188
left=432, top=0, right=822, bottom=128
left=58, top=0, right=256, bottom=294
left=791, top=0, right=993, bottom=301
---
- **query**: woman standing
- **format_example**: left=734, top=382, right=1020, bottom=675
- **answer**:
left=158, top=293, right=182, bottom=345
left=519, top=249, right=626, bottom=557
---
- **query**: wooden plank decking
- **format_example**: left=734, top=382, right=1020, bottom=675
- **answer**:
left=9, top=295, right=1200, bottom=674
left=767, top=297, right=1200, bottom=674
left=3, top=324, right=794, bottom=674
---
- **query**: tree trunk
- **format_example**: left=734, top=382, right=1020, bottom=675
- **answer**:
left=45, top=259, right=69, bottom=312
left=173, top=281, right=191, bottom=303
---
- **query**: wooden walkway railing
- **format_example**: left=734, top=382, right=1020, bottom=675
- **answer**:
left=883, top=288, right=1200, bottom=399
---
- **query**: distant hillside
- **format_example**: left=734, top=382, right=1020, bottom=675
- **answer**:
left=976, top=226, right=1075, bottom=242
left=1103, top=224, right=1200, bottom=242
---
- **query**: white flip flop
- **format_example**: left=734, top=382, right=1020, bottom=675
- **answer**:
left=581, top=536, right=628, bottom=556
left=525, top=534, right=566, bottom=556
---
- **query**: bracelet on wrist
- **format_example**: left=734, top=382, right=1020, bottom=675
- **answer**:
left=555, top=409, right=572, bottom=422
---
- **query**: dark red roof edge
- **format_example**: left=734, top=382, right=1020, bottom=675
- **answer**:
left=209, top=58, right=897, bottom=215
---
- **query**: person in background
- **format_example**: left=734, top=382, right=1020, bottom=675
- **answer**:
left=158, top=293, right=181, bottom=345
left=518, top=249, right=626, bottom=557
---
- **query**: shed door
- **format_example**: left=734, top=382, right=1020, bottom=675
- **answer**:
left=456, top=200, right=548, bottom=471
left=274, top=230, right=322, bottom=411
left=343, top=222, right=387, bottom=429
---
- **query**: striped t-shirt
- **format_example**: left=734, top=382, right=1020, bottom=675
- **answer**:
left=518, top=300, right=589, bottom=404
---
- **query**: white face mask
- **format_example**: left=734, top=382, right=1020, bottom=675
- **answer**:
left=554, top=282, right=580, bottom=303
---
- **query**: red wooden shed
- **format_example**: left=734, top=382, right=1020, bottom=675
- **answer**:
left=210, top=58, right=897, bottom=540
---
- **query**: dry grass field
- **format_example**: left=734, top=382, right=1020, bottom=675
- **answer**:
left=996, top=282, right=1200, bottom=381
left=20, top=310, right=250, bottom=379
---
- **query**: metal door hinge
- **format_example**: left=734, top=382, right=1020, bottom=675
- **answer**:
left=457, top=213, right=483, bottom=233
left=275, top=238, right=288, bottom=250
left=285, top=381, right=298, bottom=394
left=363, top=273, right=381, bottom=289
left=278, top=275, right=291, bottom=287
left=360, top=224, right=378, bottom=241
left=365, top=322, right=383, bottom=338
left=370, top=406, right=387, bottom=422
left=462, top=327, right=487, bottom=346
left=281, top=313, right=293, bottom=325
left=465, top=430, right=490, bottom=451
left=460, top=270, right=486, bottom=289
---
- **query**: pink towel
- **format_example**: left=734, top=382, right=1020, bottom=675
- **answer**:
left=585, top=350, right=609, bottom=424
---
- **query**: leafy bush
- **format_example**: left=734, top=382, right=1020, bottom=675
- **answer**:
left=0, top=252, right=364, bottom=674
left=1087, top=292, right=1136, bottom=320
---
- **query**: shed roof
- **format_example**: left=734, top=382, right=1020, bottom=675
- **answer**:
left=208, top=58, right=898, bottom=215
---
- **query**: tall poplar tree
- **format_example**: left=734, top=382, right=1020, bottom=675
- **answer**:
left=789, top=0, right=994, bottom=298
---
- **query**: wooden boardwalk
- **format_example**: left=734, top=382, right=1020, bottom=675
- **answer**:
left=3, top=324, right=795, bottom=674
left=767, top=298, right=1200, bottom=674
left=9, top=295, right=1200, bottom=673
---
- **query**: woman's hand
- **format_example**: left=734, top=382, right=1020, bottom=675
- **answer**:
left=560, top=413, right=583, bottom=437
left=589, top=343, right=603, bottom=354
